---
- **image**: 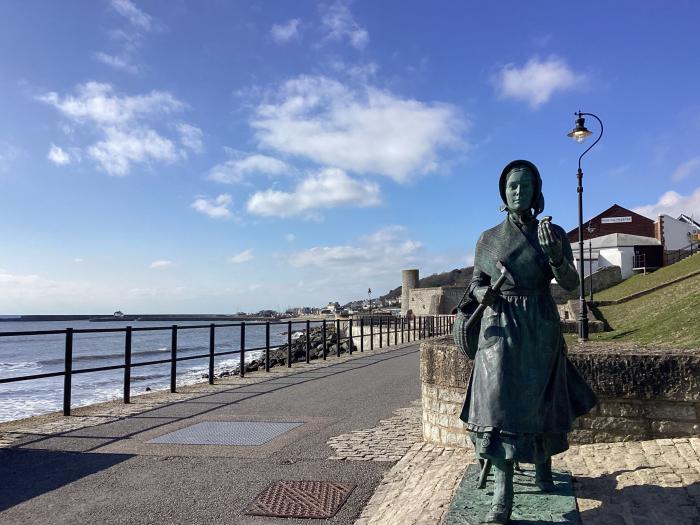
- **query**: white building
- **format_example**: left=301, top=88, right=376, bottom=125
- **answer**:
left=658, top=214, right=700, bottom=250
left=571, top=233, right=662, bottom=280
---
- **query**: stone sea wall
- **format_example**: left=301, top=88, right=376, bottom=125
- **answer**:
left=420, top=337, right=700, bottom=447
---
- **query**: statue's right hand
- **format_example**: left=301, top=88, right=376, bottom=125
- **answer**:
left=473, top=286, right=497, bottom=307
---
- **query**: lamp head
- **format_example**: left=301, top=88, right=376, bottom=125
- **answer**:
left=567, top=112, right=593, bottom=143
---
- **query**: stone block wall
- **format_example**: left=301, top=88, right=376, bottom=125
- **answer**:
left=408, top=286, right=468, bottom=315
left=421, top=338, right=700, bottom=447
left=550, top=265, right=623, bottom=304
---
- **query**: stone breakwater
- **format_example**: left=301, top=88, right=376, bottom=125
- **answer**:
left=203, top=325, right=357, bottom=378
left=420, top=337, right=700, bottom=447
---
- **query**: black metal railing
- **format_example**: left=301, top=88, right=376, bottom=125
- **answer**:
left=0, top=315, right=454, bottom=417
left=664, top=243, right=697, bottom=266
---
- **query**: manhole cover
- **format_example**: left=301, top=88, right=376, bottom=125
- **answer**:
left=246, top=480, right=356, bottom=519
left=147, top=421, right=302, bottom=446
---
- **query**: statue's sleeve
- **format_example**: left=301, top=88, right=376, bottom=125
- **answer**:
left=550, top=225, right=579, bottom=292
left=468, top=233, right=492, bottom=300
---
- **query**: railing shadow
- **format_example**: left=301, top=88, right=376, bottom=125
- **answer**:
left=0, top=448, right=133, bottom=511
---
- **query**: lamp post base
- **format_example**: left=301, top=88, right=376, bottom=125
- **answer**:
left=578, top=315, right=589, bottom=343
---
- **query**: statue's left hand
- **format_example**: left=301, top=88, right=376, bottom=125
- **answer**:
left=538, top=220, right=563, bottom=265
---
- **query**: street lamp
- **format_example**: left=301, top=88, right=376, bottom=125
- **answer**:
left=567, top=111, right=604, bottom=342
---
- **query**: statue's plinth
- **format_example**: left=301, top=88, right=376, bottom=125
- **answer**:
left=443, top=464, right=580, bottom=524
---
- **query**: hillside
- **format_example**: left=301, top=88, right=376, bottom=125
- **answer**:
left=587, top=254, right=700, bottom=348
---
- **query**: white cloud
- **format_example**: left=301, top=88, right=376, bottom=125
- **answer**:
left=38, top=82, right=195, bottom=176
left=38, top=82, right=182, bottom=126
left=93, top=51, right=140, bottom=74
left=251, top=75, right=463, bottom=182
left=494, top=56, right=584, bottom=108
left=319, top=1, right=369, bottom=50
left=289, top=225, right=422, bottom=273
left=228, top=249, right=253, bottom=264
left=191, top=194, right=232, bottom=219
left=74, top=258, right=84, bottom=263
left=0, top=270, right=105, bottom=312
left=284, top=233, right=296, bottom=242
left=177, top=123, right=203, bottom=153
left=633, top=187, right=700, bottom=219
left=672, top=157, right=700, bottom=182
left=271, top=18, right=301, bottom=43
left=88, top=126, right=177, bottom=176
left=149, top=260, right=173, bottom=269
left=47, top=144, right=71, bottom=166
left=111, top=0, right=152, bottom=31
left=247, top=168, right=380, bottom=218
left=208, top=154, right=289, bottom=184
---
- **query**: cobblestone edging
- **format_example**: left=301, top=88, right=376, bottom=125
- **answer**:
left=327, top=401, right=423, bottom=461
left=0, top=340, right=420, bottom=449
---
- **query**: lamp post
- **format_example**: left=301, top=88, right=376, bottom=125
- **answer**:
left=368, top=288, right=372, bottom=314
left=567, top=111, right=603, bottom=342
left=587, top=221, right=596, bottom=301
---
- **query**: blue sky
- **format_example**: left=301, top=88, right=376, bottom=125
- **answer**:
left=1, top=1, right=699, bottom=314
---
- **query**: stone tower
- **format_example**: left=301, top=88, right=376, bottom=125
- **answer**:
left=401, top=269, right=419, bottom=315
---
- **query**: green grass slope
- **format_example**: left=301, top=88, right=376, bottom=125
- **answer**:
left=587, top=260, right=700, bottom=348
left=595, top=253, right=700, bottom=301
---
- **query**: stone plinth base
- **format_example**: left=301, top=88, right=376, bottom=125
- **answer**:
left=443, top=464, right=580, bottom=524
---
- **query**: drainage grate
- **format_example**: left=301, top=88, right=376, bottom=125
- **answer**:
left=246, top=480, right=356, bottom=519
left=147, top=421, right=302, bottom=446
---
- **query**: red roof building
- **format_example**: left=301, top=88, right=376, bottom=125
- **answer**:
left=567, top=204, right=656, bottom=243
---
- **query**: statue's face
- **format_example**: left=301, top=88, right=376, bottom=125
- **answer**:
left=505, top=169, right=535, bottom=212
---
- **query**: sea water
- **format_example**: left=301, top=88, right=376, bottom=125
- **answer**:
left=0, top=320, right=293, bottom=423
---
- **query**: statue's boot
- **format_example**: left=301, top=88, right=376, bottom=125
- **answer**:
left=535, top=458, right=555, bottom=492
left=482, top=460, right=513, bottom=524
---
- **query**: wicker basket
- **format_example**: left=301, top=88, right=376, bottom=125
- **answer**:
left=453, top=299, right=481, bottom=359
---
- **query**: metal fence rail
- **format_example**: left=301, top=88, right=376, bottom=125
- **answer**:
left=0, top=315, right=455, bottom=416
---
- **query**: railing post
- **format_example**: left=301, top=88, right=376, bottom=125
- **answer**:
left=265, top=321, right=271, bottom=372
left=322, top=319, right=327, bottom=360
left=360, top=318, right=364, bottom=352
left=124, top=326, right=132, bottom=403
left=305, top=319, right=311, bottom=364
left=209, top=324, right=215, bottom=384
left=349, top=319, right=353, bottom=354
left=401, top=317, right=405, bottom=344
left=419, top=317, right=422, bottom=340
left=63, top=328, right=73, bottom=416
left=370, top=318, right=374, bottom=350
left=287, top=321, right=292, bottom=367
left=379, top=317, right=383, bottom=348
left=335, top=319, right=341, bottom=357
left=394, top=317, right=398, bottom=345
left=170, top=325, right=177, bottom=393
left=240, top=322, right=246, bottom=378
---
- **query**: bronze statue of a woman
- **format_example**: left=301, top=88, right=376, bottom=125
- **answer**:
left=461, top=160, right=597, bottom=524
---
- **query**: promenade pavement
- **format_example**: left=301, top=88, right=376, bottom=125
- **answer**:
left=2, top=339, right=699, bottom=525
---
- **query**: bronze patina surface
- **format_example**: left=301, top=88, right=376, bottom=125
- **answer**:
left=460, top=160, right=597, bottom=523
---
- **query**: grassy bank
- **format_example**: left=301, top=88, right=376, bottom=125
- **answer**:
left=570, top=254, right=700, bottom=349
left=594, top=252, right=700, bottom=301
